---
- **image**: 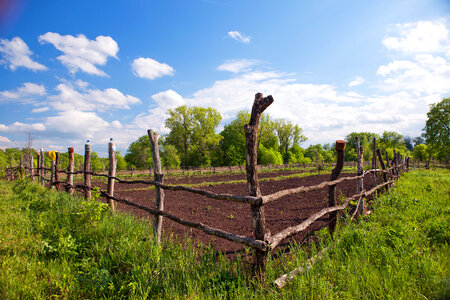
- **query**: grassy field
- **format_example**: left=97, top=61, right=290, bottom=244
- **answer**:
left=0, top=168, right=448, bottom=299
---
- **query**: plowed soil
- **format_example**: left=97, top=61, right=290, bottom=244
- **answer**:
left=89, top=170, right=380, bottom=255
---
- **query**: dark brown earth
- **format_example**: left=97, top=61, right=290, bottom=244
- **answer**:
left=87, top=170, right=380, bottom=255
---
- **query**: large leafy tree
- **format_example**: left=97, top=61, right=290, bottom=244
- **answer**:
left=219, top=111, right=248, bottom=166
left=165, top=105, right=222, bottom=167
left=423, top=98, right=449, bottom=161
left=125, top=135, right=152, bottom=169
left=274, top=119, right=307, bottom=163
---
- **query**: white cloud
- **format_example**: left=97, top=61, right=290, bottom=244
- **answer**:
left=228, top=31, right=251, bottom=43
left=0, top=82, right=46, bottom=102
left=134, top=89, right=185, bottom=133
left=0, top=37, right=47, bottom=71
left=0, top=136, right=11, bottom=143
left=217, top=59, right=260, bottom=73
left=45, top=110, right=108, bottom=137
left=31, top=107, right=49, bottom=113
left=0, top=122, right=46, bottom=133
left=383, top=18, right=449, bottom=54
left=49, top=83, right=140, bottom=112
left=348, top=76, right=365, bottom=87
left=132, top=57, right=174, bottom=80
left=38, top=32, right=119, bottom=76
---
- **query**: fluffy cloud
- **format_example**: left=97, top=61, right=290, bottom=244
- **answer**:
left=382, top=19, right=449, bottom=54
left=348, top=76, right=365, bottom=87
left=49, top=83, right=140, bottom=112
left=0, top=37, right=47, bottom=71
left=134, top=89, right=185, bottom=133
left=0, top=82, right=46, bottom=102
left=0, top=136, right=11, bottom=143
left=0, top=122, right=46, bottom=133
left=45, top=110, right=109, bottom=136
left=228, top=31, right=251, bottom=43
left=38, top=33, right=119, bottom=76
left=132, top=57, right=174, bottom=80
left=31, top=107, right=49, bottom=113
left=217, top=59, right=260, bottom=73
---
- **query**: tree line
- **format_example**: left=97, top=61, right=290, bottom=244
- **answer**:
left=1, top=97, right=447, bottom=174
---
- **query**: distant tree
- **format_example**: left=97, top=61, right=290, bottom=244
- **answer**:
left=274, top=119, right=307, bottom=163
left=404, top=136, right=414, bottom=151
left=379, top=131, right=405, bottom=149
left=219, top=111, right=248, bottom=166
left=345, top=132, right=380, bottom=161
left=423, top=98, right=449, bottom=162
left=160, top=143, right=181, bottom=169
left=125, top=135, right=152, bottom=169
left=413, top=136, right=425, bottom=146
left=165, top=105, right=222, bottom=167
left=412, top=144, right=428, bottom=162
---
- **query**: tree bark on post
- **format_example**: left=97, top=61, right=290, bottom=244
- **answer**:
left=36, top=154, right=40, bottom=183
left=376, top=149, right=388, bottom=191
left=40, top=149, right=44, bottom=186
left=108, top=140, right=117, bottom=212
left=84, top=143, right=91, bottom=199
left=30, top=155, right=34, bottom=182
left=50, top=159, right=55, bottom=189
left=355, top=137, right=364, bottom=215
left=19, top=157, right=23, bottom=179
left=55, top=152, right=60, bottom=191
left=244, top=92, right=273, bottom=277
left=148, top=129, right=165, bottom=244
left=328, top=140, right=345, bottom=235
left=67, top=147, right=74, bottom=195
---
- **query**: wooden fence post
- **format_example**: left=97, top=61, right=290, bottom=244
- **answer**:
left=67, top=147, right=74, bottom=195
left=355, top=137, right=364, bottom=215
left=244, top=92, right=273, bottom=277
left=50, top=158, right=55, bottom=189
left=376, top=149, right=388, bottom=191
left=84, top=142, right=91, bottom=199
left=372, top=138, right=377, bottom=185
left=40, top=148, right=44, bottom=186
left=36, top=153, right=40, bottom=183
left=19, top=157, right=23, bottom=179
left=55, top=152, right=60, bottom=191
left=328, top=140, right=345, bottom=234
left=148, top=129, right=165, bottom=244
left=107, top=139, right=117, bottom=212
left=30, top=155, right=34, bottom=182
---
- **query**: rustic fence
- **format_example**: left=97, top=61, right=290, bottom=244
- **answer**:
left=3, top=93, right=411, bottom=283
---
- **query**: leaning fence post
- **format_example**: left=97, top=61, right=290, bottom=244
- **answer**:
left=55, top=152, right=60, bottom=191
left=328, top=140, right=345, bottom=234
left=84, top=141, right=92, bottom=199
left=40, top=148, right=44, bottom=186
left=355, top=137, right=365, bottom=215
left=148, top=129, right=165, bottom=244
left=67, top=147, right=74, bottom=195
left=107, top=138, right=117, bottom=212
left=244, top=92, right=273, bottom=277
left=30, top=155, right=34, bottom=182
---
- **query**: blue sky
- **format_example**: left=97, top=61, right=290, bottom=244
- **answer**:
left=0, top=0, right=449, bottom=156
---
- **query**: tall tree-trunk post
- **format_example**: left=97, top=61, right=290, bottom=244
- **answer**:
left=55, top=152, right=60, bottom=191
left=355, top=137, right=365, bottom=215
left=30, top=155, right=34, bottom=181
left=244, top=92, right=274, bottom=277
left=148, top=129, right=165, bottom=244
left=67, top=147, right=74, bottom=195
left=328, top=140, right=346, bottom=235
left=84, top=143, right=91, bottom=199
left=40, top=149, right=44, bottom=186
left=107, top=139, right=117, bottom=212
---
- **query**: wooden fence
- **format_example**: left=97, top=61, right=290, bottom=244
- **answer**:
left=3, top=93, right=411, bottom=282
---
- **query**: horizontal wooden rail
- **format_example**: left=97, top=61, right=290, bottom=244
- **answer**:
left=69, top=183, right=267, bottom=251
left=268, top=180, right=393, bottom=250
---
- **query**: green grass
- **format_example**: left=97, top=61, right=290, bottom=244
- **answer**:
left=0, top=168, right=448, bottom=299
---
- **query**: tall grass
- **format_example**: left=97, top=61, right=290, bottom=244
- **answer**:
left=0, top=168, right=448, bottom=299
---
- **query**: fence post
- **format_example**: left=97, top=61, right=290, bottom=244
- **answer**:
left=67, top=147, right=74, bottom=195
left=107, top=139, right=117, bottom=212
left=148, top=129, right=165, bottom=244
left=40, top=148, right=44, bottom=186
left=55, top=152, right=60, bottom=191
left=244, top=92, right=273, bottom=277
left=19, top=157, right=23, bottom=179
left=30, top=155, right=34, bottom=182
left=393, top=150, right=397, bottom=179
left=328, top=140, right=345, bottom=234
left=50, top=158, right=55, bottom=189
left=84, top=142, right=91, bottom=199
left=36, top=153, right=40, bottom=183
left=355, top=137, right=365, bottom=215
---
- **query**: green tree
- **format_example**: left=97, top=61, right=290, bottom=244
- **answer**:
left=423, top=98, right=449, bottom=162
left=219, top=111, right=248, bottom=166
left=412, top=144, right=428, bottom=162
left=160, top=144, right=181, bottom=169
left=274, top=119, right=307, bottom=163
left=345, top=132, right=380, bottom=161
left=165, top=105, right=222, bottom=167
left=125, top=135, right=152, bottom=169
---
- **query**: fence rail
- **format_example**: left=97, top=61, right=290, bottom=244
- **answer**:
left=2, top=92, right=411, bottom=280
